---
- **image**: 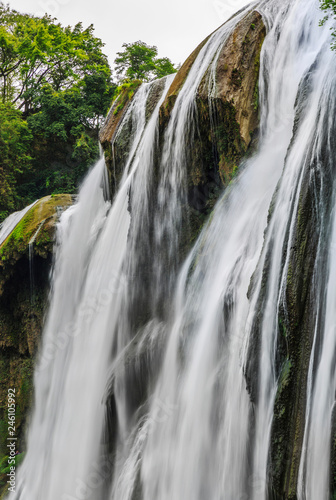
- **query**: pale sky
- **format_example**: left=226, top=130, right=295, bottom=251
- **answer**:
left=5, top=0, right=252, bottom=70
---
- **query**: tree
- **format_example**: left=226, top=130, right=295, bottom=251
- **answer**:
left=114, top=41, right=176, bottom=82
left=0, top=3, right=115, bottom=116
left=320, top=0, right=336, bottom=48
left=0, top=2, right=116, bottom=216
left=321, top=0, right=336, bottom=14
left=24, top=84, right=107, bottom=197
left=0, top=102, right=32, bottom=221
left=154, top=57, right=177, bottom=79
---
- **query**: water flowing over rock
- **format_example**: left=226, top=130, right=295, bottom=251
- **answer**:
left=3, top=1, right=336, bottom=500
left=0, top=195, right=72, bottom=477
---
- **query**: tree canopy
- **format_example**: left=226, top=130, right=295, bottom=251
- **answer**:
left=0, top=4, right=177, bottom=223
left=0, top=2, right=113, bottom=115
left=114, top=41, right=176, bottom=82
left=320, top=0, right=336, bottom=48
left=0, top=101, right=32, bottom=220
left=0, top=2, right=115, bottom=221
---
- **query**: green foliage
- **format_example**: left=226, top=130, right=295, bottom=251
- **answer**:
left=0, top=420, right=6, bottom=462
left=320, top=0, right=336, bottom=49
left=0, top=101, right=32, bottom=221
left=114, top=41, right=176, bottom=82
left=0, top=11, right=174, bottom=220
left=0, top=3, right=115, bottom=113
left=0, top=195, right=71, bottom=260
left=151, top=57, right=176, bottom=79
left=0, top=453, right=25, bottom=475
left=113, top=80, right=142, bottom=115
left=0, top=2, right=116, bottom=217
left=231, top=164, right=239, bottom=178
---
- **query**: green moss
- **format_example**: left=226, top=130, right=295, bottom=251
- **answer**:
left=0, top=195, right=71, bottom=262
left=0, top=452, right=25, bottom=474
left=231, top=68, right=243, bottom=88
left=0, top=195, right=72, bottom=474
left=279, top=358, right=292, bottom=388
left=253, top=81, right=259, bottom=111
left=271, top=351, right=295, bottom=494
left=16, top=360, right=34, bottom=423
left=113, top=80, right=142, bottom=116
left=0, top=452, right=25, bottom=496
left=0, top=421, right=7, bottom=462
left=0, top=358, right=35, bottom=481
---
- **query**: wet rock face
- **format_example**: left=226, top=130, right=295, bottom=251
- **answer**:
left=99, top=80, right=143, bottom=146
left=269, top=174, right=321, bottom=499
left=99, top=79, right=166, bottom=198
left=98, top=10, right=267, bottom=443
left=0, top=195, right=72, bottom=464
left=213, top=10, right=265, bottom=146
left=166, top=10, right=265, bottom=254
left=188, top=10, right=265, bottom=210
left=263, top=71, right=336, bottom=498
left=100, top=10, right=265, bottom=251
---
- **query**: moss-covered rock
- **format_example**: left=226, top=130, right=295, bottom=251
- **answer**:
left=100, top=11, right=265, bottom=258
left=267, top=177, right=326, bottom=499
left=99, top=81, right=142, bottom=195
left=159, top=34, right=212, bottom=124
left=0, top=195, right=72, bottom=290
left=99, top=80, right=143, bottom=146
left=0, top=195, right=72, bottom=489
left=267, top=99, right=335, bottom=498
left=179, top=10, right=265, bottom=253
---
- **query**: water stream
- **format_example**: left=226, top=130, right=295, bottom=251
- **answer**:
left=10, top=1, right=336, bottom=499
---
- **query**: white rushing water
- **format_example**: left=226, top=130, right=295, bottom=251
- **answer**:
left=298, top=210, right=336, bottom=500
left=140, top=1, right=335, bottom=499
left=296, top=7, right=336, bottom=497
left=13, top=75, right=174, bottom=500
left=0, top=201, right=37, bottom=247
left=11, top=0, right=336, bottom=499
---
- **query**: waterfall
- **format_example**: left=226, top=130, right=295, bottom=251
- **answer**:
left=140, top=2, right=335, bottom=499
left=11, top=0, right=336, bottom=499
left=296, top=14, right=336, bottom=500
left=0, top=201, right=37, bottom=247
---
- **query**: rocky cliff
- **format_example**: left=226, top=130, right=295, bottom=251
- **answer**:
left=98, top=8, right=333, bottom=499
left=1, top=6, right=321, bottom=499
left=0, top=195, right=71, bottom=492
left=100, top=10, right=265, bottom=248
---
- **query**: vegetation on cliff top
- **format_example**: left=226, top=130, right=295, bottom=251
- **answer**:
left=115, top=41, right=176, bottom=83
left=0, top=2, right=177, bottom=224
left=0, top=2, right=115, bottom=222
left=108, top=41, right=177, bottom=121
left=0, top=194, right=72, bottom=265
left=320, top=0, right=336, bottom=48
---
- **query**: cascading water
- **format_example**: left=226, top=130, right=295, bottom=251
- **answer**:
left=140, top=2, right=335, bottom=499
left=13, top=75, right=174, bottom=500
left=10, top=1, right=336, bottom=499
left=296, top=15, right=336, bottom=500
left=0, top=201, right=37, bottom=247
